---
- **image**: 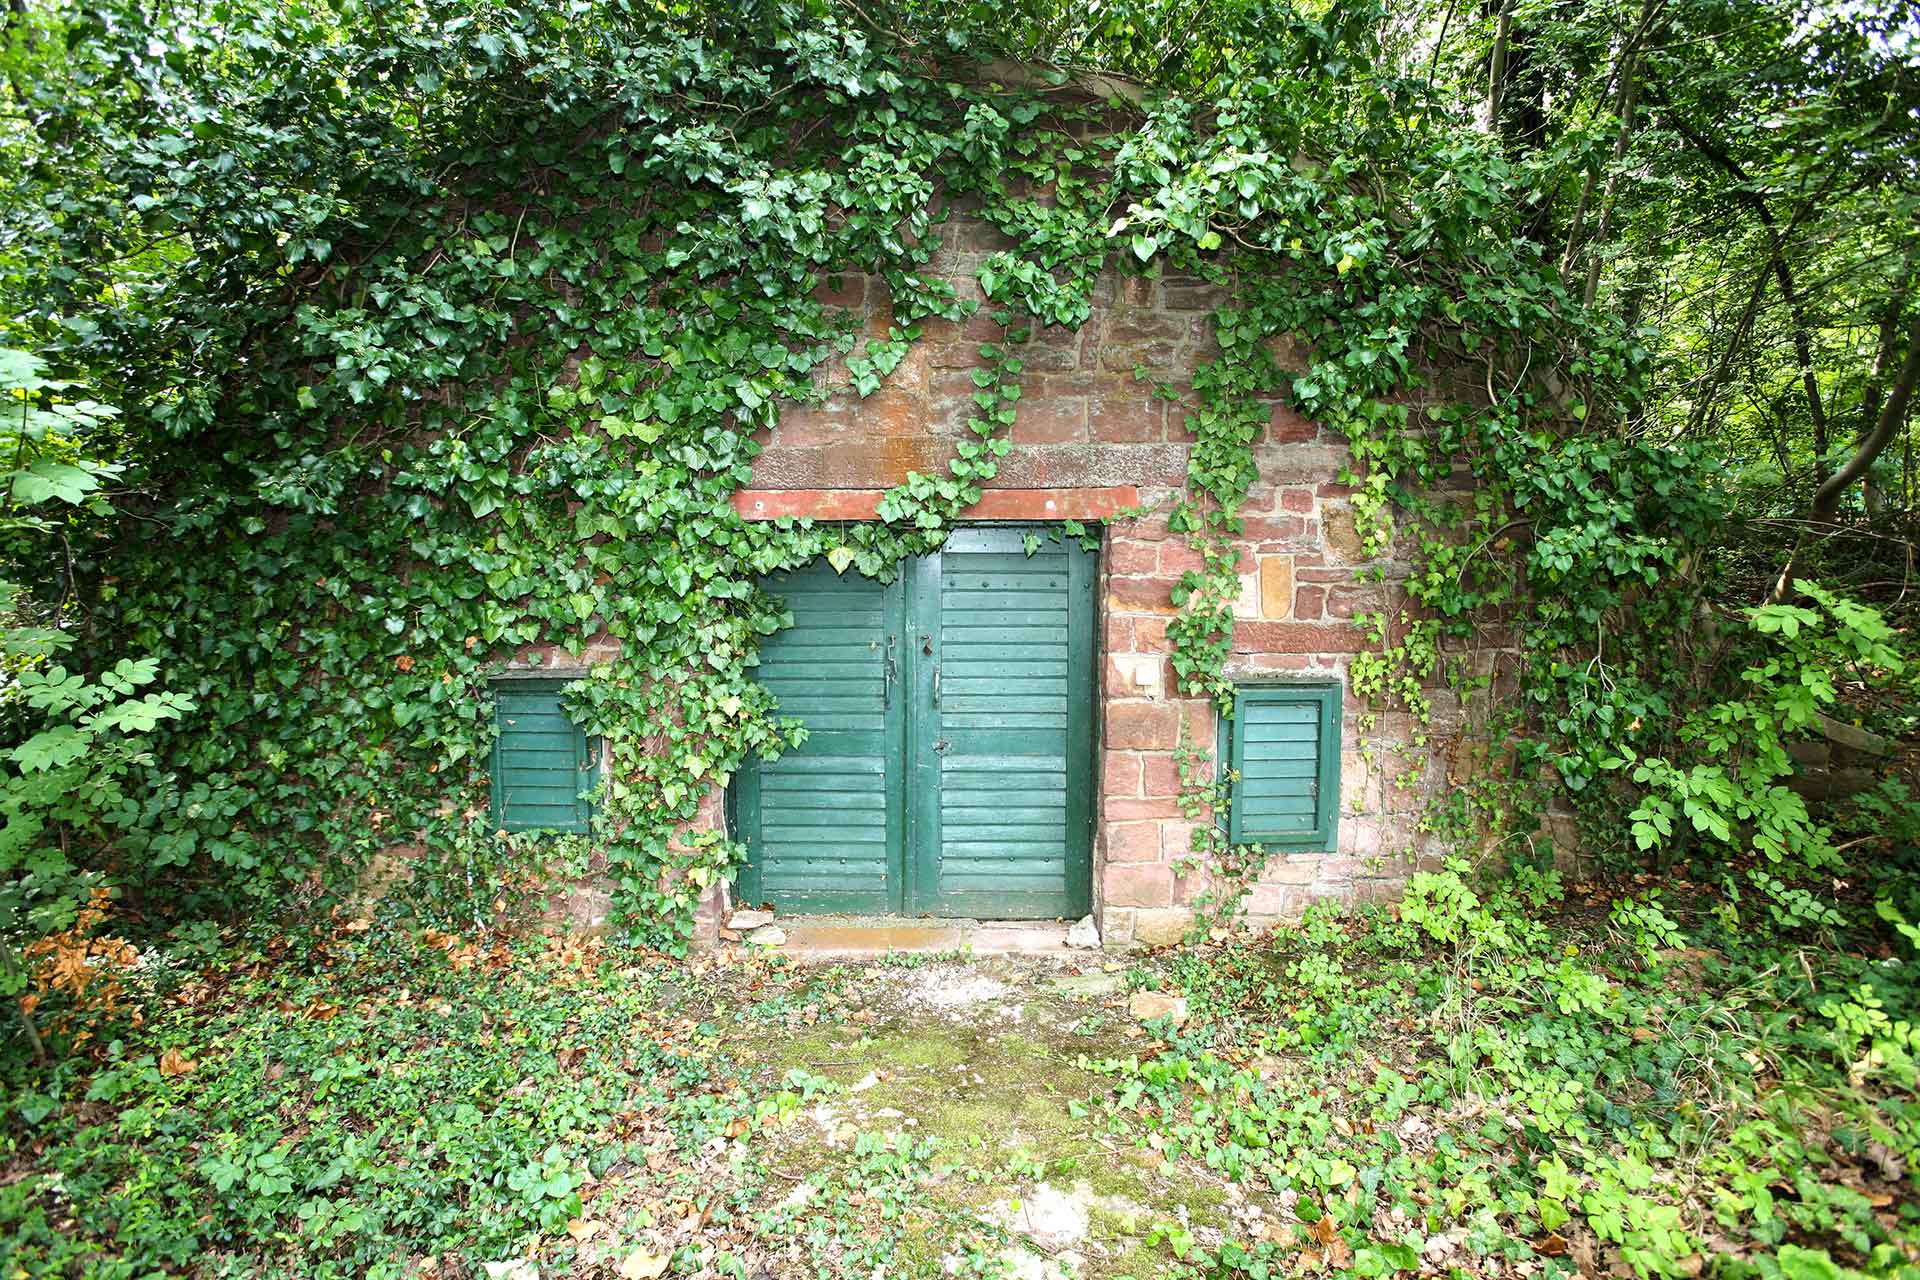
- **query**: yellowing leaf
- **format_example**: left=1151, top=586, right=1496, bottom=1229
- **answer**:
left=826, top=546, right=855, bottom=574
left=1336, top=253, right=1355, bottom=275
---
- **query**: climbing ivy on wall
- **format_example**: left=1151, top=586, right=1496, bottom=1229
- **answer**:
left=9, top=0, right=1830, bottom=946
left=11, top=5, right=1160, bottom=946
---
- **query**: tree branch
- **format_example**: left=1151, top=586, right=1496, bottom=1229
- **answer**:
left=1769, top=315, right=1920, bottom=602
left=1658, top=99, right=1831, bottom=472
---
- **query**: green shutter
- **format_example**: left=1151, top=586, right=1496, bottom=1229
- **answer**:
left=490, top=678, right=596, bottom=833
left=1223, top=682, right=1340, bottom=850
left=733, top=560, right=906, bottom=914
left=913, top=527, right=1094, bottom=918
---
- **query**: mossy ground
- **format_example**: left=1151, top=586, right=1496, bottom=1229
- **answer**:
left=719, top=953, right=1238, bottom=1279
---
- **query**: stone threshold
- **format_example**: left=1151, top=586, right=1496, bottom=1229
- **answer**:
left=724, top=914, right=1081, bottom=959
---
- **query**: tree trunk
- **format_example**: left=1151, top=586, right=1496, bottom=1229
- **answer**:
left=1486, top=0, right=1511, bottom=131
left=1688, top=266, right=1771, bottom=439
left=1574, top=0, right=1659, bottom=304
left=1858, top=260, right=1915, bottom=514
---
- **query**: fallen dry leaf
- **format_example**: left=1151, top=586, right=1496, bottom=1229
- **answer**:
left=617, top=1249, right=670, bottom=1280
left=158, top=1049, right=196, bottom=1078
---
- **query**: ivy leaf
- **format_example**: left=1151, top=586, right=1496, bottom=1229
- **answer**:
left=1776, top=1248, right=1846, bottom=1280
left=1131, top=234, right=1157, bottom=262
left=826, top=546, right=855, bottom=574
left=13, top=726, right=88, bottom=772
left=12, top=460, right=102, bottom=506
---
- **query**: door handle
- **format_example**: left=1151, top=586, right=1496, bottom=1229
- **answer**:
left=883, top=635, right=896, bottom=708
left=932, top=663, right=941, bottom=707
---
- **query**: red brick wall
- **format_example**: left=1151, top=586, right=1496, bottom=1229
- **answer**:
left=741, top=215, right=1447, bottom=945
left=516, top=212, right=1455, bottom=945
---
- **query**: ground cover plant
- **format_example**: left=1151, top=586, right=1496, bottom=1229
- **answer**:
left=3, top=863, right=1916, bottom=1279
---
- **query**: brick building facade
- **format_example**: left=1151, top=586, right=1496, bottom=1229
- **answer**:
left=521, top=214, right=1450, bottom=948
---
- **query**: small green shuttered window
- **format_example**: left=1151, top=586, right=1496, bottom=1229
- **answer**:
left=1219, top=682, right=1341, bottom=851
left=490, top=678, right=596, bottom=833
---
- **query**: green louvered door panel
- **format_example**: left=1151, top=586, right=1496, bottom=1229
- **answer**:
left=910, top=528, right=1095, bottom=918
left=492, top=680, right=596, bottom=832
left=734, top=561, right=906, bottom=913
left=735, top=528, right=1094, bottom=919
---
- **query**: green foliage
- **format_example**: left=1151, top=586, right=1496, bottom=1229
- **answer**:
left=0, top=932, right=784, bottom=1277
left=1600, top=583, right=1908, bottom=923
left=0, top=352, right=192, bottom=1039
left=0, top=349, right=121, bottom=524
left=4, top=3, right=1130, bottom=945
left=3, top=870, right=1918, bottom=1278
left=1104, top=880, right=1920, bottom=1280
left=0, top=647, right=193, bottom=937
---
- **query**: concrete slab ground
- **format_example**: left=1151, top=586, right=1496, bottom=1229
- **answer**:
left=733, top=915, right=1075, bottom=959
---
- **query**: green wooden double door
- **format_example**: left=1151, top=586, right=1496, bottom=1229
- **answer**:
left=734, top=527, right=1096, bottom=918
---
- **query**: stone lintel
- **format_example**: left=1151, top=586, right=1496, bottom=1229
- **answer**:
left=731, top=485, right=1141, bottom=522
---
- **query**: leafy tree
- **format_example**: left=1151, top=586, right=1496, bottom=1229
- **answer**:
left=0, top=349, right=191, bottom=1057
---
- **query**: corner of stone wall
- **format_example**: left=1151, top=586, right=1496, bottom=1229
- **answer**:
left=545, top=879, right=616, bottom=933
left=683, top=784, right=730, bottom=949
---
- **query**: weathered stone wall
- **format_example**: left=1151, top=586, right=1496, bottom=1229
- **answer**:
left=517, top=211, right=1462, bottom=945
